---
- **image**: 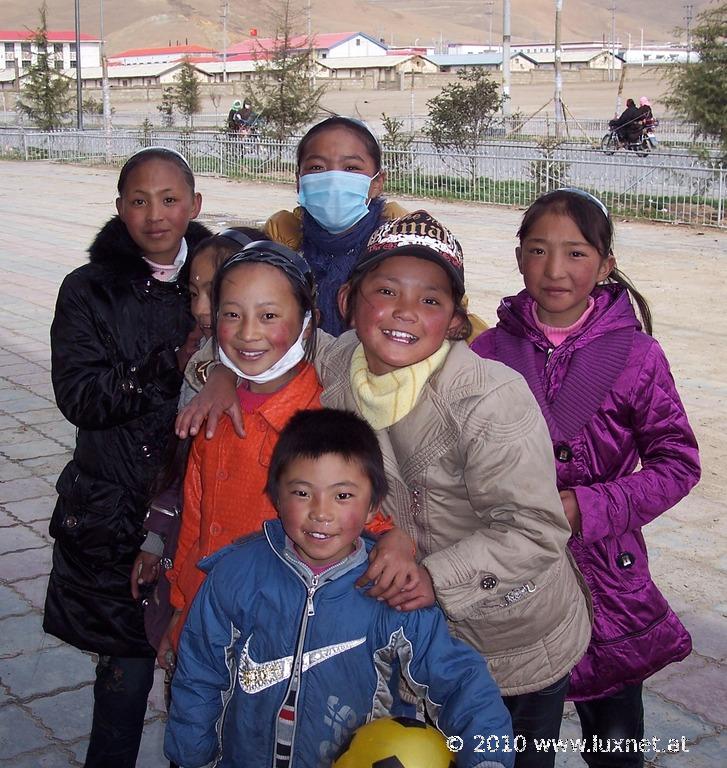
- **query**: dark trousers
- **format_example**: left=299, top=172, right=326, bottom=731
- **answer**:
left=574, top=683, right=644, bottom=768
left=84, top=655, right=156, bottom=768
left=502, top=673, right=570, bottom=768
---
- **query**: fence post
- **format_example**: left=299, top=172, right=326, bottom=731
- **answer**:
left=409, top=147, right=415, bottom=196
left=22, top=131, right=28, bottom=161
left=718, top=165, right=725, bottom=228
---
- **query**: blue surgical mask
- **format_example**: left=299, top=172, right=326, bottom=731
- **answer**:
left=298, top=170, right=378, bottom=234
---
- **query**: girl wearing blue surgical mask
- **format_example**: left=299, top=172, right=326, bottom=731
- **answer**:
left=265, top=117, right=408, bottom=336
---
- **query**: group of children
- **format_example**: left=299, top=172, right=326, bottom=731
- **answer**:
left=44, top=116, right=700, bottom=768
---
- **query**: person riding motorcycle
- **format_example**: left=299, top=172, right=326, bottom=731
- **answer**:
left=227, top=100, right=255, bottom=134
left=609, top=99, right=643, bottom=145
left=638, top=96, right=656, bottom=129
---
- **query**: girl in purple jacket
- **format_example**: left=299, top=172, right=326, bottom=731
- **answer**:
left=471, top=188, right=700, bottom=768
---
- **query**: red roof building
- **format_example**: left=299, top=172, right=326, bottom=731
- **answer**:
left=0, top=29, right=100, bottom=72
left=226, top=31, right=386, bottom=59
left=109, top=44, right=218, bottom=66
left=0, top=29, right=98, bottom=42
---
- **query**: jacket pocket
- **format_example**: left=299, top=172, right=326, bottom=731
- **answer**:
left=572, top=530, right=650, bottom=597
left=51, top=462, right=141, bottom=561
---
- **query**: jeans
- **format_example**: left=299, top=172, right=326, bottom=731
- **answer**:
left=575, top=683, right=644, bottom=768
left=502, top=673, right=570, bottom=768
left=84, top=655, right=156, bottom=768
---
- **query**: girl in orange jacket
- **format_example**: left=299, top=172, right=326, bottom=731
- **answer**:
left=166, top=241, right=395, bottom=652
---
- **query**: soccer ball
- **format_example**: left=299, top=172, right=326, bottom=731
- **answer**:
left=333, top=716, right=456, bottom=768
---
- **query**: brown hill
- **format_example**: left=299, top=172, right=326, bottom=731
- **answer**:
left=4, top=0, right=706, bottom=55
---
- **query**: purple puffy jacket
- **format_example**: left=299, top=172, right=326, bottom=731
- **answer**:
left=472, top=284, right=700, bottom=700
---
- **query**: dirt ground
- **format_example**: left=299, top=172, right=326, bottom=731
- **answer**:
left=75, top=69, right=669, bottom=131
left=320, top=70, right=668, bottom=125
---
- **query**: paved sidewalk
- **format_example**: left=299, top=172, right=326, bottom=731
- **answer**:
left=0, top=160, right=725, bottom=767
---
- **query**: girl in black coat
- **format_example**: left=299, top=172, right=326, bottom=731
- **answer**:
left=44, top=147, right=211, bottom=768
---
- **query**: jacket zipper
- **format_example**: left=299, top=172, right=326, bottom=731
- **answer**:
left=268, top=537, right=340, bottom=767
left=590, top=607, right=669, bottom=646
left=306, top=574, right=319, bottom=616
left=545, top=346, right=555, bottom=369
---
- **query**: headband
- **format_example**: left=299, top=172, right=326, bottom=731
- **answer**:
left=125, top=145, right=191, bottom=169
left=217, top=229, right=255, bottom=250
left=221, top=240, right=316, bottom=297
left=557, top=187, right=610, bottom=221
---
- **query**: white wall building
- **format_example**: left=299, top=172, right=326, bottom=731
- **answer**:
left=108, top=45, right=217, bottom=66
left=226, top=31, right=387, bottom=59
left=0, top=30, right=100, bottom=72
left=315, top=54, right=437, bottom=84
left=65, top=62, right=204, bottom=88
left=622, top=45, right=698, bottom=65
left=446, top=43, right=499, bottom=55
left=524, top=50, right=623, bottom=70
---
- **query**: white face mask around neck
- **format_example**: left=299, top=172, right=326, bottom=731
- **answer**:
left=217, top=313, right=312, bottom=385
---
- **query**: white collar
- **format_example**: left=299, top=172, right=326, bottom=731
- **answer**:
left=143, top=238, right=188, bottom=282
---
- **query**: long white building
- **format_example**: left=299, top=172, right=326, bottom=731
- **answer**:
left=0, top=29, right=100, bottom=72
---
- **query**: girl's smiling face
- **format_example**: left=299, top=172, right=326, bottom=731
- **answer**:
left=340, top=255, right=462, bottom=375
left=116, top=158, right=201, bottom=265
left=517, top=211, right=615, bottom=327
left=216, top=262, right=308, bottom=393
left=188, top=247, right=218, bottom=338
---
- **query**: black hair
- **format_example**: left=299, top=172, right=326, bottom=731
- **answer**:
left=117, top=147, right=195, bottom=195
left=265, top=408, right=389, bottom=510
left=296, top=116, right=382, bottom=173
left=212, top=241, right=319, bottom=364
left=147, top=435, right=191, bottom=504
left=518, top=189, right=653, bottom=335
left=179, top=226, right=267, bottom=287
left=626, top=98, right=636, bottom=108
left=341, top=260, right=472, bottom=342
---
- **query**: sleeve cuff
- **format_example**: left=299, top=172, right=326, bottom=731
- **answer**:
left=140, top=531, right=165, bottom=557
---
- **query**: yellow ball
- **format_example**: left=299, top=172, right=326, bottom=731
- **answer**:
left=333, top=716, right=456, bottom=768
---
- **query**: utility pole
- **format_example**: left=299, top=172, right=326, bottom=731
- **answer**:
left=610, top=1, right=616, bottom=82
left=221, top=0, right=228, bottom=83
left=485, top=0, right=494, bottom=50
left=684, top=4, right=694, bottom=63
left=502, top=0, right=511, bottom=116
left=100, top=0, right=111, bottom=158
left=74, top=0, right=83, bottom=129
left=307, top=0, right=315, bottom=86
left=554, top=0, right=564, bottom=137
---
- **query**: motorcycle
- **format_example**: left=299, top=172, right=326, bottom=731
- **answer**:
left=601, top=120, right=658, bottom=157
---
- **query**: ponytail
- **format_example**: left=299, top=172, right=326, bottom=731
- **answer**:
left=608, top=267, right=652, bottom=336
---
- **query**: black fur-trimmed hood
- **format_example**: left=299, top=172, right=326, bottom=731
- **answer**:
left=88, top=216, right=213, bottom=277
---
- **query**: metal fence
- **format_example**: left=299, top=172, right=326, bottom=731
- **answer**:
left=2, top=111, right=717, bottom=150
left=382, top=115, right=718, bottom=149
left=1, top=128, right=724, bottom=228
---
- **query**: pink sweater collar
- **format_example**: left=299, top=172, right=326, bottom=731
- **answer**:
left=531, top=296, right=595, bottom=346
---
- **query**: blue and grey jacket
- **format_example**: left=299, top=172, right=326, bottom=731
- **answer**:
left=164, top=519, right=513, bottom=768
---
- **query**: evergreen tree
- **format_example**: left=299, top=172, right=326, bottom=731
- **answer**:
left=665, top=2, right=727, bottom=160
left=157, top=87, right=176, bottom=127
left=174, top=60, right=201, bottom=128
left=424, top=69, right=504, bottom=186
left=16, top=4, right=74, bottom=130
left=247, top=0, right=326, bottom=141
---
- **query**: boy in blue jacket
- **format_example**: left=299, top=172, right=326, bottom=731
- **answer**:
left=165, top=408, right=513, bottom=768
